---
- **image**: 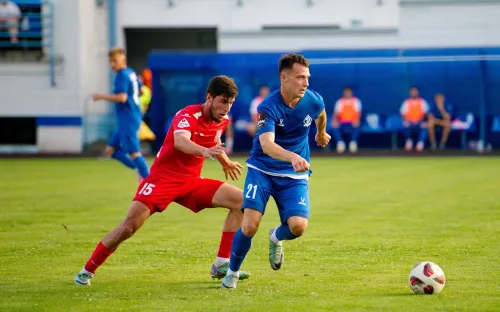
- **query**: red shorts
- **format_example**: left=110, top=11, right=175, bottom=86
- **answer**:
left=133, top=175, right=224, bottom=214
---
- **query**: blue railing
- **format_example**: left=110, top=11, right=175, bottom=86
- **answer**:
left=0, top=0, right=55, bottom=86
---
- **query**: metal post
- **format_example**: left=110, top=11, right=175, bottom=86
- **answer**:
left=478, top=60, right=487, bottom=152
left=107, top=0, right=117, bottom=136
left=48, top=0, right=55, bottom=86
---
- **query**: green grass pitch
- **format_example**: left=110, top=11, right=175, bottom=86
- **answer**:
left=0, top=157, right=499, bottom=311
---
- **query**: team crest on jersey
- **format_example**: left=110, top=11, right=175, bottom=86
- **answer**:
left=177, top=118, right=190, bottom=128
left=214, top=129, right=222, bottom=143
left=257, top=112, right=267, bottom=128
left=303, top=114, right=312, bottom=127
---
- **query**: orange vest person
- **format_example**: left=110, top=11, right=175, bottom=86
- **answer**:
left=400, top=87, right=429, bottom=152
left=331, top=87, right=362, bottom=153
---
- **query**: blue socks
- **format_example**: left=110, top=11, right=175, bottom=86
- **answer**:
left=275, top=224, right=298, bottom=241
left=132, top=155, right=150, bottom=179
left=229, top=228, right=253, bottom=272
left=112, top=151, right=136, bottom=170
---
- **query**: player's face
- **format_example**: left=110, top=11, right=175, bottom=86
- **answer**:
left=282, top=63, right=310, bottom=99
left=410, top=88, right=419, bottom=98
left=207, top=94, right=235, bottom=123
left=344, top=89, right=353, bottom=98
left=109, top=54, right=126, bottom=72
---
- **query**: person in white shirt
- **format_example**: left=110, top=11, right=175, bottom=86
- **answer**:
left=0, top=0, right=21, bottom=44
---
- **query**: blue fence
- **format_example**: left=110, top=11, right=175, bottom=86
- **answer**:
left=147, top=47, right=500, bottom=151
left=0, top=0, right=55, bottom=86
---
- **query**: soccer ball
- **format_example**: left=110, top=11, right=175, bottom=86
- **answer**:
left=409, top=261, right=446, bottom=294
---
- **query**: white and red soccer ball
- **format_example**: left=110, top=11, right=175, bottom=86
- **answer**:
left=409, top=261, right=446, bottom=294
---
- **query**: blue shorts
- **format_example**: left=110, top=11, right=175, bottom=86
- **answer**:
left=108, top=130, right=140, bottom=153
left=242, top=167, right=310, bottom=223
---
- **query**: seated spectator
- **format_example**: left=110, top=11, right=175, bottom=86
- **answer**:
left=331, top=87, right=361, bottom=153
left=400, top=86, right=429, bottom=152
left=246, top=85, right=270, bottom=137
left=428, top=93, right=453, bottom=150
left=0, top=0, right=20, bottom=44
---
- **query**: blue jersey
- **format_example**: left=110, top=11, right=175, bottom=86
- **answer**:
left=246, top=89, right=325, bottom=179
left=430, top=102, right=454, bottom=119
left=114, top=67, right=142, bottom=132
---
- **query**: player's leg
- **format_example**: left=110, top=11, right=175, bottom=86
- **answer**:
left=123, top=131, right=149, bottom=180
left=175, top=179, right=251, bottom=280
left=210, top=183, right=246, bottom=278
left=416, top=121, right=428, bottom=152
left=221, top=168, right=271, bottom=288
left=75, top=201, right=151, bottom=285
left=107, top=131, right=137, bottom=170
left=269, top=178, right=310, bottom=270
left=222, top=209, right=263, bottom=288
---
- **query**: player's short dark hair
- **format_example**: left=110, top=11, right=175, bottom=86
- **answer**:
left=344, top=86, right=352, bottom=91
left=207, top=75, right=238, bottom=99
left=278, top=53, right=310, bottom=74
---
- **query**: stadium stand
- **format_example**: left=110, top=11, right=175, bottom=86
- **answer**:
left=0, top=0, right=44, bottom=57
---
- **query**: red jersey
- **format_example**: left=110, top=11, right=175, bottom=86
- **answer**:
left=150, top=104, right=229, bottom=179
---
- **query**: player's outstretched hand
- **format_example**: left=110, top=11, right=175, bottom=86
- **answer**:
left=202, top=145, right=225, bottom=160
left=222, top=161, right=244, bottom=181
left=290, top=154, right=310, bottom=173
left=315, top=131, right=331, bottom=148
left=92, top=93, right=103, bottom=101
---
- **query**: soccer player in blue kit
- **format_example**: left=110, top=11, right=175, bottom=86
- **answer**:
left=92, top=47, right=149, bottom=182
left=222, top=53, right=331, bottom=288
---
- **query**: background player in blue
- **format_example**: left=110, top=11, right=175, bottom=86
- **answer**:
left=92, top=47, right=149, bottom=182
left=222, top=53, right=331, bottom=288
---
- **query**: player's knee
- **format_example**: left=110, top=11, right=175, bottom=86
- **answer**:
left=120, top=219, right=140, bottom=239
left=241, top=221, right=259, bottom=237
left=289, top=221, right=308, bottom=237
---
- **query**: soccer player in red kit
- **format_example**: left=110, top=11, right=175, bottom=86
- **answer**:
left=75, top=75, right=250, bottom=285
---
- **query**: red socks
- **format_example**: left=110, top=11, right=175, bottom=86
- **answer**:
left=84, top=233, right=234, bottom=274
left=84, top=242, right=114, bottom=274
left=217, top=232, right=235, bottom=258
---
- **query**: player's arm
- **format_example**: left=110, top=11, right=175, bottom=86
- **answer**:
left=259, top=132, right=309, bottom=172
left=93, top=72, right=128, bottom=103
left=93, top=93, right=128, bottom=103
left=315, top=109, right=327, bottom=133
left=174, top=131, right=224, bottom=159
left=314, top=109, right=331, bottom=148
